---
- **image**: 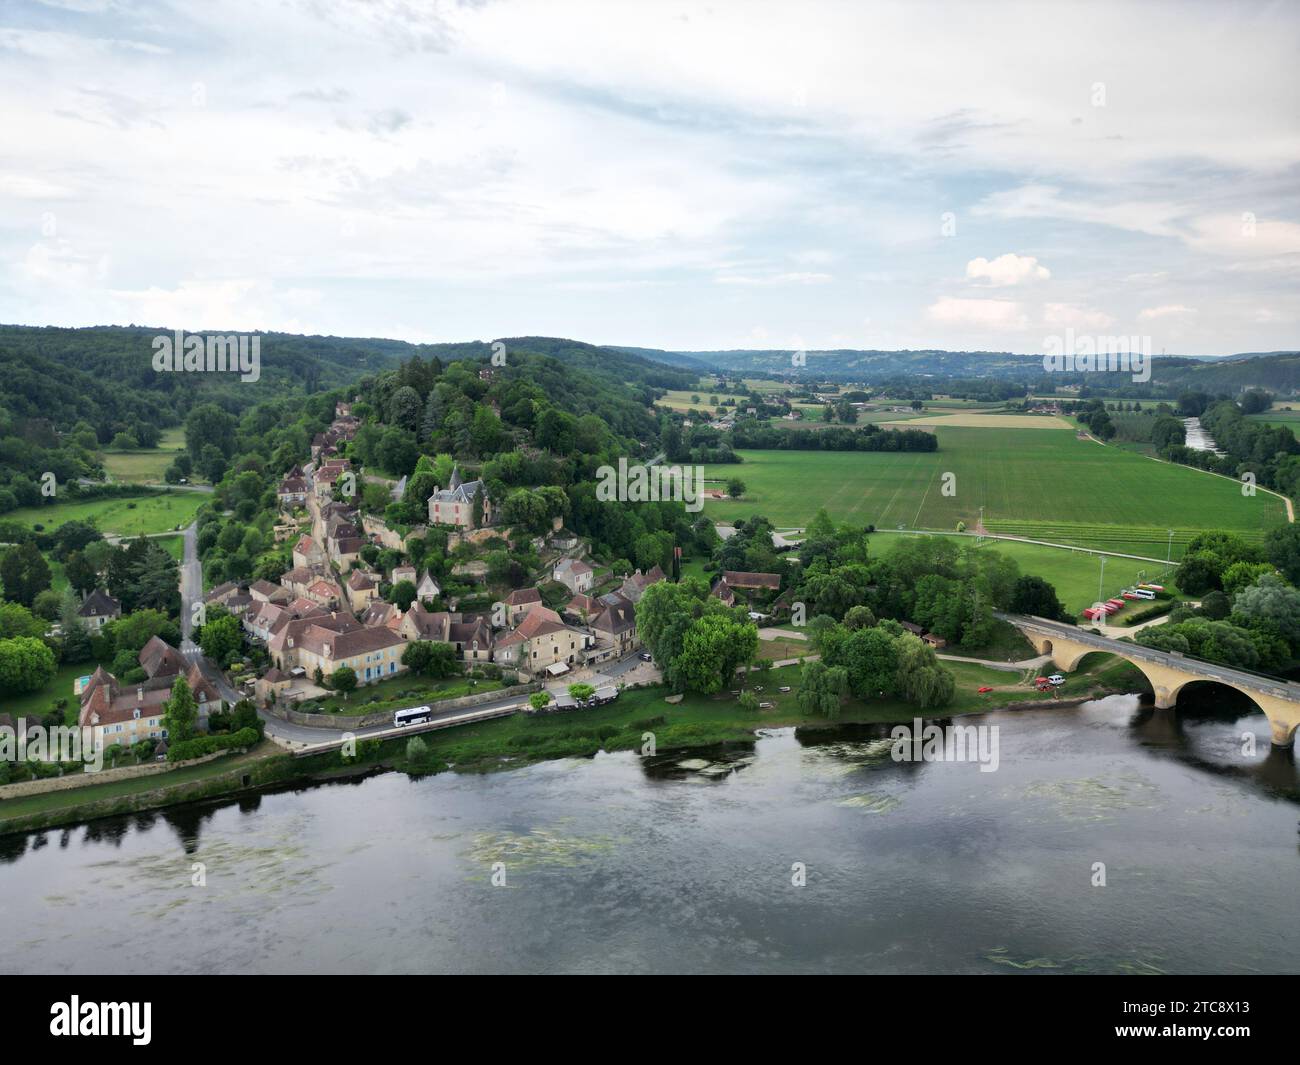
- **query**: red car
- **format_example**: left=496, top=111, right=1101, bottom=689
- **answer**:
left=977, top=686, right=994, bottom=693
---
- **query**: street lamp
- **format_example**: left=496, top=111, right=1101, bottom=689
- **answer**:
left=1166, top=529, right=1174, bottom=564
left=1097, top=555, right=1107, bottom=609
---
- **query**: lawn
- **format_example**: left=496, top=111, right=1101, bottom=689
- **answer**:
left=703, top=427, right=1288, bottom=551
left=7, top=490, right=206, bottom=537
left=755, top=636, right=811, bottom=661
left=309, top=673, right=505, bottom=716
left=0, top=661, right=87, bottom=723
left=874, top=531, right=1178, bottom=617
left=101, top=426, right=189, bottom=484
left=154, top=534, right=184, bottom=560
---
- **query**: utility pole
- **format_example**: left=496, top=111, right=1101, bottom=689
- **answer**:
left=1097, top=555, right=1107, bottom=608
left=1167, top=529, right=1173, bottom=564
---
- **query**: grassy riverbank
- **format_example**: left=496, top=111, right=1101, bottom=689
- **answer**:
left=0, top=656, right=1148, bottom=836
left=411, top=657, right=1145, bottom=770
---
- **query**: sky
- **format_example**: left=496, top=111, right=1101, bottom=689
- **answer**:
left=1, top=0, right=1298, bottom=355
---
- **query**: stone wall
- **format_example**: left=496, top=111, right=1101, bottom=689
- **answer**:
left=361, top=513, right=422, bottom=551
left=0, top=749, right=230, bottom=801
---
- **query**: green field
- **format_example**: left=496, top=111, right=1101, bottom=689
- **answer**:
left=101, top=426, right=188, bottom=484
left=656, top=389, right=726, bottom=412
left=705, top=427, right=1288, bottom=553
left=7, top=491, right=206, bottom=537
left=1246, top=413, right=1300, bottom=436
left=876, top=532, right=1177, bottom=616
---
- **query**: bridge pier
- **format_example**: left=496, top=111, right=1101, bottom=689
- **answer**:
left=1004, top=614, right=1300, bottom=748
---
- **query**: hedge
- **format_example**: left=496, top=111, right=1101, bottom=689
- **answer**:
left=167, top=727, right=259, bottom=762
left=1120, top=601, right=1174, bottom=626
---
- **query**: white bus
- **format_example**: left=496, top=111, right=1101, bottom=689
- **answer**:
left=1130, top=588, right=1156, bottom=600
left=393, top=705, right=433, bottom=728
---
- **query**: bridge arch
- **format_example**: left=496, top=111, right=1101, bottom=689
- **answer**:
left=1003, top=615, right=1300, bottom=748
left=1164, top=677, right=1297, bottom=747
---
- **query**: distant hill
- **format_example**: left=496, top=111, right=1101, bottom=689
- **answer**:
left=606, top=343, right=1300, bottom=392
left=1158, top=351, right=1300, bottom=394
left=487, top=337, right=700, bottom=391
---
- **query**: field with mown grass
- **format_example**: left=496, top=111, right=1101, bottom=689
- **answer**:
left=100, top=427, right=189, bottom=484
left=6, top=490, right=206, bottom=537
left=874, top=532, right=1178, bottom=617
left=703, top=426, right=1287, bottom=549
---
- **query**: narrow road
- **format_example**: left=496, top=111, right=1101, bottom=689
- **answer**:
left=178, top=520, right=201, bottom=643
left=266, top=689, right=533, bottom=747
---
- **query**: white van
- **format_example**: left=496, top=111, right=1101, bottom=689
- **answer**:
left=1130, top=588, right=1156, bottom=601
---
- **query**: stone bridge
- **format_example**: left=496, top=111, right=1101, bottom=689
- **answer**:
left=997, top=613, right=1300, bottom=747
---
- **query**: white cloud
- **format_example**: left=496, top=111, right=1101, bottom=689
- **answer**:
left=1186, top=213, right=1300, bottom=258
left=966, top=253, right=1050, bottom=286
left=1138, top=304, right=1197, bottom=320
left=0, top=0, right=1296, bottom=352
left=927, top=297, right=1028, bottom=330
left=714, top=271, right=833, bottom=286
left=1043, top=303, right=1115, bottom=329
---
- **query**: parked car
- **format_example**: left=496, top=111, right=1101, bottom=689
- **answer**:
left=639, top=652, right=653, bottom=661
left=977, top=686, right=994, bottom=693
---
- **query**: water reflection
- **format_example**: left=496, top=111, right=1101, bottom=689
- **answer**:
left=0, top=690, right=1296, bottom=974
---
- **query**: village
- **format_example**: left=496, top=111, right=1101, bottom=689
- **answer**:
left=65, top=402, right=793, bottom=751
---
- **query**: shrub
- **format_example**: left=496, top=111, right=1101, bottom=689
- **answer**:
left=1120, top=602, right=1174, bottom=626
left=167, top=727, right=258, bottom=762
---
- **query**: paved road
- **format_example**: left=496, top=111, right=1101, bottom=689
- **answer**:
left=937, top=652, right=1051, bottom=672
left=267, top=688, right=536, bottom=748
left=178, top=520, right=202, bottom=643
left=265, top=648, right=655, bottom=747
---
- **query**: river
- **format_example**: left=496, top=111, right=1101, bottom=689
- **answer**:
left=1182, top=416, right=1224, bottom=454
left=1, top=693, right=1297, bottom=974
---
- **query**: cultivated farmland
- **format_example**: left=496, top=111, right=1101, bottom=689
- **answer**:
left=703, top=426, right=1288, bottom=553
